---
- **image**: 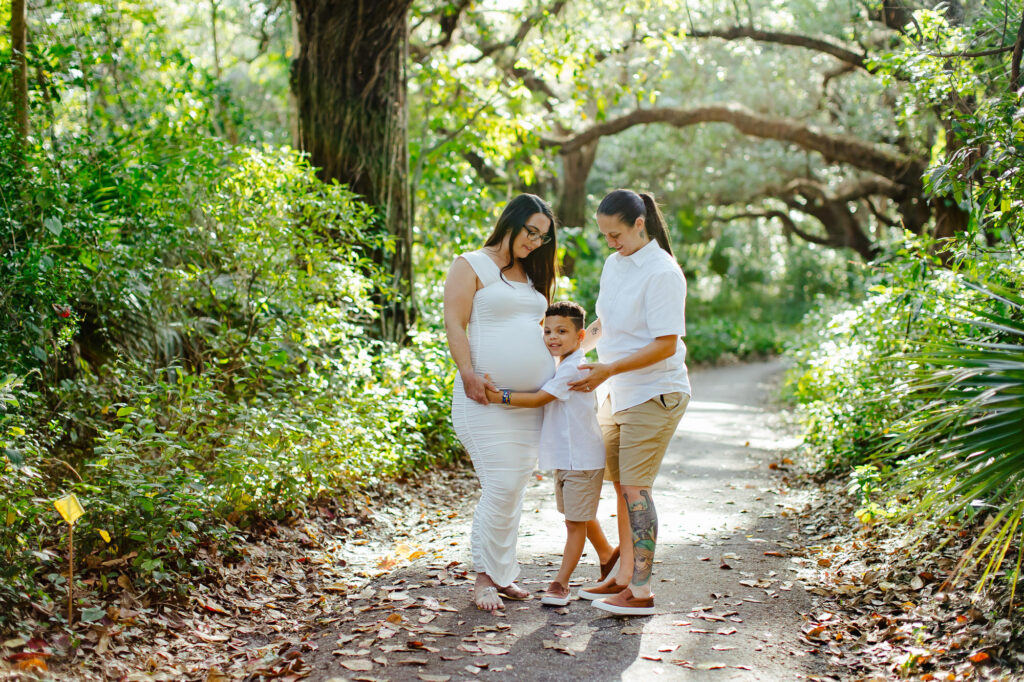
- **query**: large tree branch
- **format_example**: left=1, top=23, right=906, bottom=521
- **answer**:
left=865, top=196, right=902, bottom=228
left=687, top=26, right=869, bottom=70
left=780, top=176, right=906, bottom=203
left=544, top=104, right=926, bottom=187
left=716, top=210, right=838, bottom=248
left=410, top=0, right=474, bottom=59
left=469, top=0, right=568, bottom=62
left=461, top=151, right=506, bottom=187
left=431, top=1, right=566, bottom=103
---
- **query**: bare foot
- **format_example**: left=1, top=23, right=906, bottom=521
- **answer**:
left=475, top=585, right=503, bottom=611
left=474, top=573, right=504, bottom=612
left=496, top=582, right=532, bottom=601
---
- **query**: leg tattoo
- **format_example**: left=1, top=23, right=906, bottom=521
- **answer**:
left=625, top=489, right=658, bottom=587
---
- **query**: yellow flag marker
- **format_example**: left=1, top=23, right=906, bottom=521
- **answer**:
left=54, top=494, right=85, bottom=525
left=53, top=493, right=85, bottom=625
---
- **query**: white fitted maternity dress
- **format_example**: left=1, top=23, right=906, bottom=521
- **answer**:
left=450, top=250, right=555, bottom=587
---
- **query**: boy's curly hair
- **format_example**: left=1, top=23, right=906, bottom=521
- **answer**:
left=545, top=301, right=585, bottom=331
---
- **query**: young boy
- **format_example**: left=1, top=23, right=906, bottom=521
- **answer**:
left=486, top=301, right=617, bottom=606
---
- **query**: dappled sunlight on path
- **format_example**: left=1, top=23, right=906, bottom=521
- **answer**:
left=297, top=359, right=835, bottom=681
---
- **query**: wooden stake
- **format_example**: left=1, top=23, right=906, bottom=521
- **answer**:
left=67, top=522, right=74, bottom=625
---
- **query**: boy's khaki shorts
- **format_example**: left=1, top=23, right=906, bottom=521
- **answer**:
left=599, top=392, right=690, bottom=488
left=554, top=468, right=604, bottom=522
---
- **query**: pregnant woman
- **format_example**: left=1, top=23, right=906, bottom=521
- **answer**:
left=444, top=194, right=558, bottom=611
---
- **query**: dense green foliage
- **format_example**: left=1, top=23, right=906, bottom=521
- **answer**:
left=787, top=0, right=1024, bottom=592
left=0, top=130, right=459, bottom=622
left=0, top=1, right=460, bottom=625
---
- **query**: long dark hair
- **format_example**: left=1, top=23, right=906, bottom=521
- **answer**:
left=483, top=193, right=558, bottom=301
left=596, top=189, right=674, bottom=257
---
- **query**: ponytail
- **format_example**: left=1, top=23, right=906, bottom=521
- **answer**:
left=597, top=189, right=674, bottom=256
left=638, top=192, right=674, bottom=256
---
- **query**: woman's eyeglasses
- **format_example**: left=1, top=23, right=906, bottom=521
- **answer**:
left=524, top=225, right=553, bottom=245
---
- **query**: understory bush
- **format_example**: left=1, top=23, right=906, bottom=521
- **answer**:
left=786, top=246, right=1016, bottom=469
left=0, top=133, right=460, bottom=628
left=787, top=243, right=1024, bottom=589
left=684, top=310, right=787, bottom=365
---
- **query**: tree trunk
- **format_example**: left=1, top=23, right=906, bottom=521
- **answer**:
left=291, top=0, right=415, bottom=342
left=556, top=139, right=598, bottom=277
left=11, top=0, right=29, bottom=147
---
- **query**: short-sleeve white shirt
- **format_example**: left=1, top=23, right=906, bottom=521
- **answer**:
left=595, top=239, right=691, bottom=413
left=538, top=348, right=606, bottom=471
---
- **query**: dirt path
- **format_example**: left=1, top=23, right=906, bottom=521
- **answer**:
left=307, top=359, right=838, bottom=681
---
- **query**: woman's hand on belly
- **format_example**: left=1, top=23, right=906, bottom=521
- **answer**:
left=462, top=371, right=497, bottom=405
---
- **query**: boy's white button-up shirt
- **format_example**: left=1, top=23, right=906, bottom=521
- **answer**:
left=595, top=239, right=691, bottom=414
left=538, top=348, right=606, bottom=471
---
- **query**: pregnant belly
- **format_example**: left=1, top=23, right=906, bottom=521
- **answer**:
left=473, top=326, right=554, bottom=391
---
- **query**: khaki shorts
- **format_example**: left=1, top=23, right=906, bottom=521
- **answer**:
left=554, top=468, right=605, bottom=522
left=599, top=392, right=690, bottom=487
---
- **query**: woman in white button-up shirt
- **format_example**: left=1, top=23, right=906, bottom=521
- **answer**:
left=569, top=189, right=691, bottom=616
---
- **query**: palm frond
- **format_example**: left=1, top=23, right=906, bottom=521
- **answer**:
left=873, top=280, right=1024, bottom=598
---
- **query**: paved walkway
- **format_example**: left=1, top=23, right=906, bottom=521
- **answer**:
left=310, top=359, right=835, bottom=681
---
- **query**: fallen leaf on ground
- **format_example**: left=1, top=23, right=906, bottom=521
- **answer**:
left=542, top=640, right=576, bottom=656
left=15, top=658, right=47, bottom=672
left=340, top=660, right=374, bottom=672
left=477, top=644, right=509, bottom=655
left=198, top=599, right=229, bottom=615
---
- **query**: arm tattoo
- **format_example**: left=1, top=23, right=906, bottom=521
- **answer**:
left=625, top=489, right=658, bottom=587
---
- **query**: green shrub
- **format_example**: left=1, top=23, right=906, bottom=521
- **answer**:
left=0, top=133, right=460, bottom=627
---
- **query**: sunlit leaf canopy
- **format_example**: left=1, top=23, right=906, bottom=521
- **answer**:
left=408, top=0, right=928, bottom=224
left=18, top=0, right=1012, bottom=279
